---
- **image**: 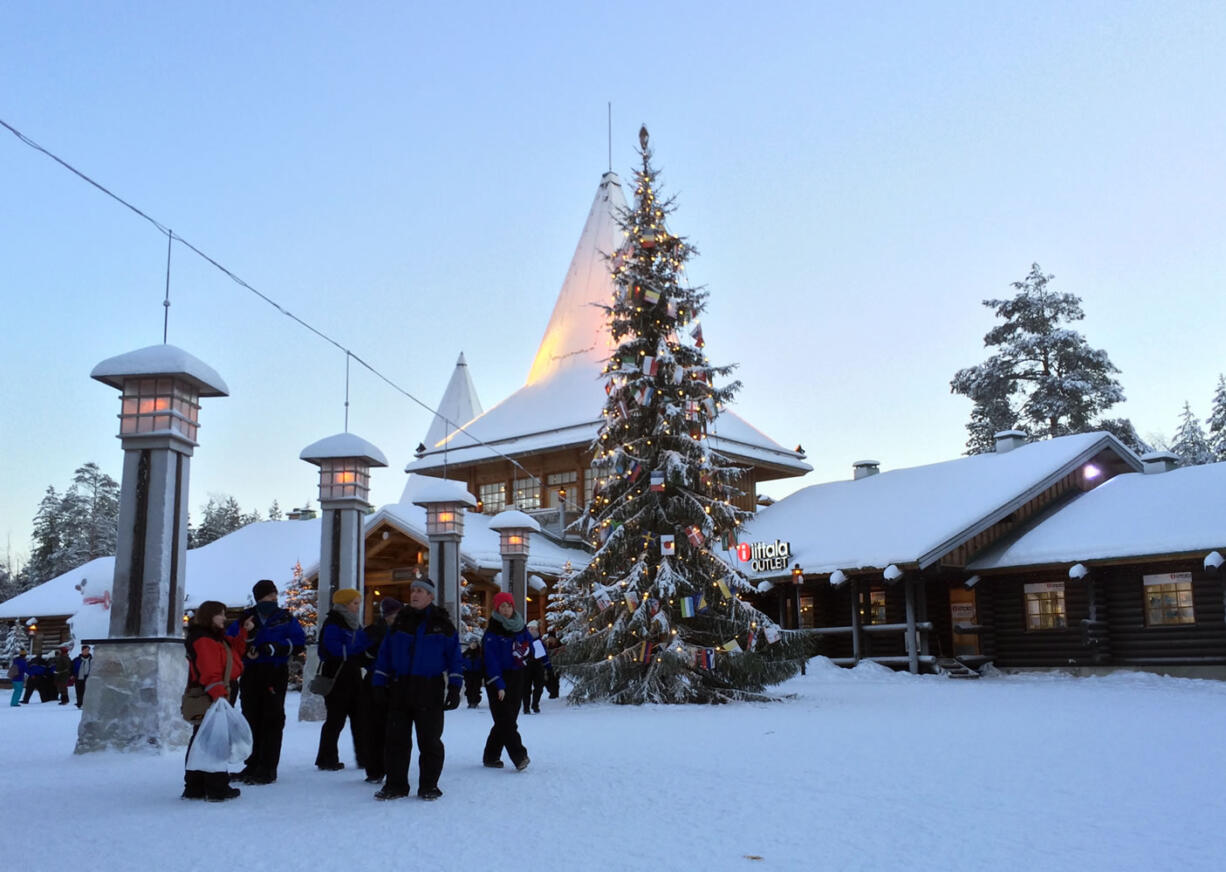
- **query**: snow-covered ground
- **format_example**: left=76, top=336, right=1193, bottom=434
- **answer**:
left=4, top=660, right=1226, bottom=871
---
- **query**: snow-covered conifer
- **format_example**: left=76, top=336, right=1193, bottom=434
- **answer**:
left=556, top=127, right=811, bottom=704
left=1207, top=374, right=1226, bottom=462
left=283, top=561, right=317, bottom=641
left=1170, top=401, right=1214, bottom=467
left=951, top=264, right=1125, bottom=453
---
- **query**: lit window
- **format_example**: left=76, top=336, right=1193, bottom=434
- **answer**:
left=512, top=478, right=540, bottom=510
left=868, top=588, right=887, bottom=625
left=546, top=471, right=577, bottom=508
left=584, top=468, right=596, bottom=504
left=1024, top=582, right=1067, bottom=630
left=1144, top=573, right=1195, bottom=626
left=479, top=482, right=506, bottom=514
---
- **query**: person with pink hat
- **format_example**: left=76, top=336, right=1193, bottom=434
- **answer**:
left=481, top=591, right=534, bottom=771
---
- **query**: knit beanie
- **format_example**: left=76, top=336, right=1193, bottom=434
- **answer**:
left=492, top=592, right=515, bottom=611
left=411, top=577, right=436, bottom=597
left=380, top=597, right=402, bottom=617
left=332, top=588, right=361, bottom=606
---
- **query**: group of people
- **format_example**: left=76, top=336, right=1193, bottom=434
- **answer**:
left=7, top=644, right=93, bottom=708
left=180, top=576, right=553, bottom=803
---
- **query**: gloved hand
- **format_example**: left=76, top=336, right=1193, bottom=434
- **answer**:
left=372, top=686, right=388, bottom=707
left=444, top=684, right=461, bottom=710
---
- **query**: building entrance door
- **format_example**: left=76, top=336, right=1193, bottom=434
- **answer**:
left=949, top=587, right=980, bottom=657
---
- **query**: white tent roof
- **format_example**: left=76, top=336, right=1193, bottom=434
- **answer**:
left=407, top=172, right=809, bottom=478
left=736, top=432, right=1140, bottom=578
left=423, top=352, right=483, bottom=451
left=968, top=461, right=1226, bottom=570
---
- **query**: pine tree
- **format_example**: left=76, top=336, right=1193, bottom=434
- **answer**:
left=557, top=127, right=810, bottom=705
left=268, top=500, right=283, bottom=521
left=283, top=560, right=317, bottom=641
left=1170, top=402, right=1213, bottom=466
left=1207, top=374, right=1226, bottom=462
left=951, top=264, right=1127, bottom=453
left=459, top=575, right=485, bottom=641
left=545, top=560, right=583, bottom=641
left=192, top=496, right=261, bottom=547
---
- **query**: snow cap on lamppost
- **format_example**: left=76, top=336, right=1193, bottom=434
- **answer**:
left=91, top=344, right=229, bottom=446
left=488, top=509, right=542, bottom=558
left=300, top=432, right=388, bottom=507
left=412, top=478, right=477, bottom=537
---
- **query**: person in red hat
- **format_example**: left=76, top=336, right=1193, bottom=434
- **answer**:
left=481, top=591, right=534, bottom=771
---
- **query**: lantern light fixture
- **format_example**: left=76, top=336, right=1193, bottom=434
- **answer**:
left=300, top=432, right=388, bottom=505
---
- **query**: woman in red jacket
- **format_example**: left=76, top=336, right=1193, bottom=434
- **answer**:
left=183, top=601, right=251, bottom=801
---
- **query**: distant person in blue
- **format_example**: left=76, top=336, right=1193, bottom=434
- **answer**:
left=461, top=639, right=484, bottom=708
left=8, top=650, right=28, bottom=706
left=21, top=656, right=46, bottom=704
left=521, top=620, right=552, bottom=715
left=71, top=644, right=93, bottom=708
left=370, top=577, right=462, bottom=801
left=314, top=587, right=368, bottom=772
left=482, top=591, right=533, bottom=771
left=227, top=578, right=305, bottom=785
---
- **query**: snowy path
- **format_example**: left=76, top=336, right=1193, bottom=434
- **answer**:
left=3, top=660, right=1225, bottom=871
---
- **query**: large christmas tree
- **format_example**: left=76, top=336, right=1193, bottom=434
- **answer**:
left=556, top=127, right=811, bottom=704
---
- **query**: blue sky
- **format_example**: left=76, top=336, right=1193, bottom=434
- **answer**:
left=2, top=3, right=1224, bottom=566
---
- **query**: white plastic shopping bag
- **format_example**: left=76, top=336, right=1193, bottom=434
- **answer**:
left=185, top=697, right=253, bottom=772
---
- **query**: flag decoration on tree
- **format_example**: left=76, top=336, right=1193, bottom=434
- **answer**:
left=553, top=125, right=811, bottom=705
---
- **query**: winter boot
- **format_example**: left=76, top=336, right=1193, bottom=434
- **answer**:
left=182, top=770, right=206, bottom=800
left=204, top=772, right=240, bottom=802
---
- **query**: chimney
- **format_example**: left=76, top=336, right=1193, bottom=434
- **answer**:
left=852, top=460, right=880, bottom=480
left=1140, top=451, right=1180, bottom=474
left=994, top=430, right=1027, bottom=453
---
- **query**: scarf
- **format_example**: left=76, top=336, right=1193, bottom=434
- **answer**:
left=332, top=607, right=360, bottom=630
left=491, top=610, right=525, bottom=634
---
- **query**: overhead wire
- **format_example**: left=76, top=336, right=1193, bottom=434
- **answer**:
left=0, top=116, right=554, bottom=494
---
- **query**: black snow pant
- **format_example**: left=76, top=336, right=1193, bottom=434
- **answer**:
left=484, top=669, right=528, bottom=766
left=545, top=666, right=560, bottom=699
left=383, top=689, right=446, bottom=794
left=522, top=661, right=545, bottom=713
left=360, top=680, right=389, bottom=780
left=315, top=668, right=365, bottom=768
left=75, top=677, right=88, bottom=707
left=463, top=671, right=483, bottom=707
left=239, top=662, right=289, bottom=781
left=184, top=717, right=233, bottom=799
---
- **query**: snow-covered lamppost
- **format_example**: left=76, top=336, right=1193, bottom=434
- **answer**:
left=488, top=510, right=541, bottom=615
left=297, top=432, right=386, bottom=721
left=77, top=345, right=228, bottom=753
left=413, top=479, right=477, bottom=620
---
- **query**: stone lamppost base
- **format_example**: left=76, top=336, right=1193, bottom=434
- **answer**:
left=75, top=639, right=192, bottom=754
left=297, top=647, right=326, bottom=721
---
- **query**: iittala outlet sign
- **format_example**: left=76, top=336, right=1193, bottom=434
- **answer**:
left=736, top=540, right=792, bottom=573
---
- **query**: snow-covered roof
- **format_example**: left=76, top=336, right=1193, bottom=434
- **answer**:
left=368, top=503, right=586, bottom=576
left=423, top=352, right=483, bottom=452
left=2, top=501, right=590, bottom=622
left=0, top=519, right=322, bottom=619
left=968, top=461, right=1226, bottom=570
left=91, top=344, right=229, bottom=397
left=736, top=432, right=1140, bottom=578
left=405, top=173, right=809, bottom=480
left=299, top=432, right=389, bottom=467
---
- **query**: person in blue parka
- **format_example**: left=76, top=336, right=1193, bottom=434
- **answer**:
left=314, top=587, right=368, bottom=772
left=370, top=577, right=462, bottom=801
left=481, top=591, right=534, bottom=771
left=227, top=578, right=306, bottom=785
